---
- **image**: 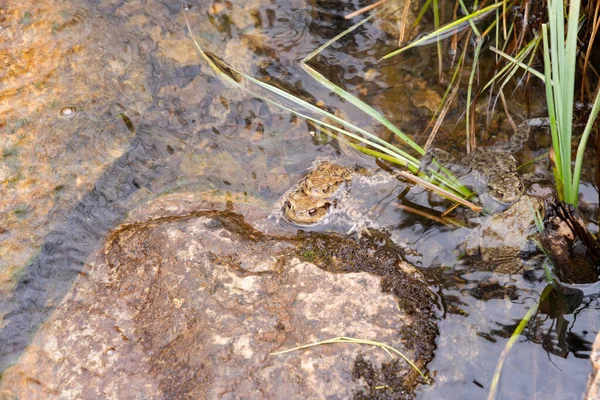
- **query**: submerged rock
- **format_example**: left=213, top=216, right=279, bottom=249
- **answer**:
left=464, top=195, right=545, bottom=273
left=0, top=193, right=438, bottom=399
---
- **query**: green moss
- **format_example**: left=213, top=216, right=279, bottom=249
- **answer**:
left=300, top=249, right=316, bottom=261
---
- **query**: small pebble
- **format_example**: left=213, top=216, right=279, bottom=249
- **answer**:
left=59, top=105, right=77, bottom=118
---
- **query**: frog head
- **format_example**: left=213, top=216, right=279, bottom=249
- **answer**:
left=487, top=172, right=524, bottom=204
left=283, top=191, right=332, bottom=226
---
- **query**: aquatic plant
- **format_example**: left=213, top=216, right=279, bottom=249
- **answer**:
left=487, top=283, right=553, bottom=400
left=542, top=0, right=600, bottom=205
left=384, top=0, right=600, bottom=208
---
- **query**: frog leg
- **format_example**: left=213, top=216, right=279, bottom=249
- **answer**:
left=496, top=117, right=551, bottom=153
left=347, top=221, right=371, bottom=240
left=342, top=204, right=382, bottom=240
left=419, top=148, right=470, bottom=176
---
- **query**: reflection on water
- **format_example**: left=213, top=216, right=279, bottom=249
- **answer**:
left=0, top=0, right=598, bottom=398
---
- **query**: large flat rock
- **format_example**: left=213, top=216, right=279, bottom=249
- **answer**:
left=0, top=195, right=438, bottom=399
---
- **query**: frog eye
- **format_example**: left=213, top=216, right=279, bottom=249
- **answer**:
left=284, top=200, right=291, bottom=209
left=308, top=208, right=318, bottom=216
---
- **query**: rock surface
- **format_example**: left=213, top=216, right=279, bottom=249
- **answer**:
left=0, top=194, right=438, bottom=399
left=587, top=331, right=600, bottom=400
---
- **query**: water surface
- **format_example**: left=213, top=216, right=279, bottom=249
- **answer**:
left=0, top=0, right=598, bottom=397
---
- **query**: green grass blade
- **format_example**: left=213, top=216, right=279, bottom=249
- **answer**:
left=301, top=2, right=423, bottom=154
left=542, top=25, right=562, bottom=191
left=465, top=39, right=484, bottom=141
left=240, top=71, right=420, bottom=165
left=482, top=39, right=538, bottom=93
left=457, top=0, right=482, bottom=37
left=572, top=87, right=600, bottom=204
left=270, top=336, right=428, bottom=382
left=488, top=285, right=552, bottom=400
left=314, top=123, right=471, bottom=196
left=183, top=12, right=242, bottom=86
left=432, top=0, right=443, bottom=78
left=413, top=0, right=432, bottom=29
left=562, top=0, right=582, bottom=203
left=268, top=97, right=421, bottom=170
left=301, top=63, right=424, bottom=154
left=489, top=46, right=546, bottom=83
left=302, top=4, right=387, bottom=63
left=316, top=125, right=413, bottom=166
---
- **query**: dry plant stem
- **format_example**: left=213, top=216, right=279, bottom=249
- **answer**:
left=580, top=0, right=600, bottom=103
left=502, top=0, right=507, bottom=39
left=398, top=0, right=412, bottom=45
left=449, top=1, right=460, bottom=68
left=424, top=80, right=461, bottom=151
left=395, top=203, right=456, bottom=226
left=423, top=30, right=469, bottom=151
left=499, top=90, right=518, bottom=132
left=597, top=128, right=600, bottom=202
left=398, top=171, right=483, bottom=212
left=514, top=0, right=530, bottom=56
left=441, top=201, right=461, bottom=217
left=270, top=336, right=428, bottom=381
left=468, top=92, right=477, bottom=153
left=345, top=0, right=392, bottom=19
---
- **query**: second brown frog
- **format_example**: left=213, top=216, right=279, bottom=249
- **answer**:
left=422, top=118, right=549, bottom=209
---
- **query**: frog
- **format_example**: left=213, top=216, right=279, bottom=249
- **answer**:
left=422, top=118, right=549, bottom=207
left=464, top=194, right=546, bottom=273
left=298, top=161, right=352, bottom=199
left=273, top=160, right=391, bottom=237
left=283, top=190, right=332, bottom=226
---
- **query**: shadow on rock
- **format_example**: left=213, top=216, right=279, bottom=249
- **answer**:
left=0, top=124, right=183, bottom=372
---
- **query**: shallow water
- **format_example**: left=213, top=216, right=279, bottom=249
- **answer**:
left=0, top=0, right=598, bottom=397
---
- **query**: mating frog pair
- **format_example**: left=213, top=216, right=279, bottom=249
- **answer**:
left=273, top=160, right=385, bottom=237
left=283, top=161, right=352, bottom=225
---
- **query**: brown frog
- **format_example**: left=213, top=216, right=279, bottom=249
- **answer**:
left=464, top=195, right=545, bottom=273
left=283, top=190, right=332, bottom=226
left=422, top=118, right=548, bottom=207
left=298, top=161, right=352, bottom=199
